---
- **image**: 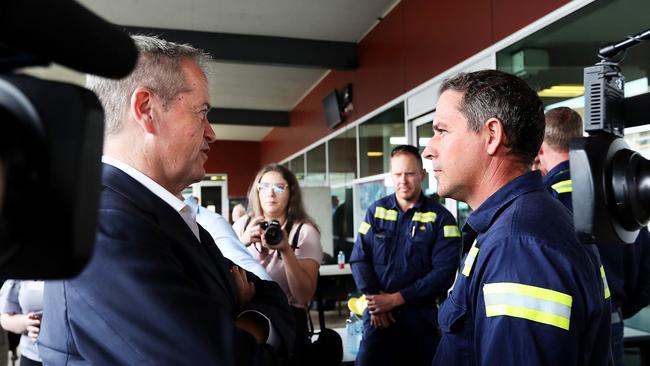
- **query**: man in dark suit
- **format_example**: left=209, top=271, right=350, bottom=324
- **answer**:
left=39, top=35, right=294, bottom=365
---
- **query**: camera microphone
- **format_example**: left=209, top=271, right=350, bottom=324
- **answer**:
left=0, top=0, right=138, bottom=79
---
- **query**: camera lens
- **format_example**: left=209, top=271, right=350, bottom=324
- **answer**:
left=263, top=219, right=283, bottom=246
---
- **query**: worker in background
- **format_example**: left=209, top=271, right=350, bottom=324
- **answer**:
left=351, top=144, right=461, bottom=366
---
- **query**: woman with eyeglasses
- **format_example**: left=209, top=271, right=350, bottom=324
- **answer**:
left=233, top=163, right=323, bottom=365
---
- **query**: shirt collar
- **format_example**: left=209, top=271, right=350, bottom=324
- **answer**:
left=389, top=191, right=425, bottom=212
left=464, top=170, right=545, bottom=235
left=542, top=160, right=571, bottom=186
left=102, top=155, right=189, bottom=214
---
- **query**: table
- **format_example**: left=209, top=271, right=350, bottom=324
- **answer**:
left=319, top=263, right=352, bottom=276
left=315, top=264, right=355, bottom=329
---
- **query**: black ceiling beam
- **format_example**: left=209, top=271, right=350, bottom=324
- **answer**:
left=123, top=26, right=358, bottom=70
left=208, top=108, right=289, bottom=127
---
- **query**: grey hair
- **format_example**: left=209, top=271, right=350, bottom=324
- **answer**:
left=439, top=70, right=545, bottom=166
left=86, top=35, right=212, bottom=137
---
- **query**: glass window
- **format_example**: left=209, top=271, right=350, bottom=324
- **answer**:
left=290, top=154, right=305, bottom=183
left=358, top=104, right=405, bottom=177
left=353, top=177, right=394, bottom=240
left=305, top=143, right=327, bottom=186
left=416, top=121, right=436, bottom=196
left=329, top=128, right=357, bottom=186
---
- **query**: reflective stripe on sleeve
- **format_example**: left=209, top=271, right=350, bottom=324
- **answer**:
left=443, top=225, right=460, bottom=238
left=375, top=207, right=398, bottom=221
left=413, top=211, right=437, bottom=223
left=601, top=266, right=611, bottom=299
left=551, top=179, right=572, bottom=194
left=483, top=282, right=572, bottom=330
left=358, top=221, right=371, bottom=235
left=461, top=240, right=479, bottom=277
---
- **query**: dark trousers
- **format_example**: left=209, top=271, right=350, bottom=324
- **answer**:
left=356, top=307, right=439, bottom=366
left=20, top=356, right=42, bottom=366
left=291, top=306, right=312, bottom=366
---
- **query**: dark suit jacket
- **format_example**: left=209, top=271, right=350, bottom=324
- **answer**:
left=39, top=164, right=294, bottom=365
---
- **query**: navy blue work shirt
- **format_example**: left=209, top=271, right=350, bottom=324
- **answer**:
left=350, top=193, right=460, bottom=305
left=433, top=171, right=611, bottom=366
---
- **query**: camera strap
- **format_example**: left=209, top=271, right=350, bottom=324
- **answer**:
left=291, top=223, right=304, bottom=250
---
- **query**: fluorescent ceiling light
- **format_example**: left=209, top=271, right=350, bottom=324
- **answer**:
left=389, top=137, right=407, bottom=145
left=538, top=84, right=584, bottom=98
left=367, top=151, right=383, bottom=157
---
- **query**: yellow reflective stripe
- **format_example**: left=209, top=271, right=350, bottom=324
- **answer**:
left=485, top=304, right=570, bottom=331
left=443, top=225, right=460, bottom=238
left=483, top=282, right=572, bottom=306
left=358, top=221, right=371, bottom=235
left=551, top=179, right=572, bottom=194
left=461, top=240, right=479, bottom=277
left=374, top=207, right=398, bottom=221
left=483, top=282, right=573, bottom=331
left=413, top=211, right=437, bottom=223
left=601, top=266, right=611, bottom=299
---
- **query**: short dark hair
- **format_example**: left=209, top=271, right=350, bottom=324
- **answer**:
left=440, top=69, right=545, bottom=166
left=390, top=144, right=423, bottom=168
left=544, top=107, right=583, bottom=152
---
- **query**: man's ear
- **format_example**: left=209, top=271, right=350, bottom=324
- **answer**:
left=484, top=117, right=507, bottom=155
left=130, top=87, right=156, bottom=134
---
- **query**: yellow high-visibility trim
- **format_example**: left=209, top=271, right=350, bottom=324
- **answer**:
left=444, top=225, right=460, bottom=238
left=413, top=211, right=437, bottom=223
left=483, top=282, right=572, bottom=307
left=551, top=179, right=572, bottom=194
left=374, top=207, right=398, bottom=221
left=358, top=221, right=371, bottom=235
left=461, top=241, right=479, bottom=277
left=485, top=304, right=570, bottom=330
left=601, top=266, right=611, bottom=299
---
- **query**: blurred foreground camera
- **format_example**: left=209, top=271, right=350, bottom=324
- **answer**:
left=0, top=0, right=138, bottom=278
left=570, top=28, right=650, bottom=244
left=260, top=220, right=283, bottom=246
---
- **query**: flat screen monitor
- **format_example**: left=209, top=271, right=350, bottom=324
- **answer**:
left=322, top=90, right=342, bottom=128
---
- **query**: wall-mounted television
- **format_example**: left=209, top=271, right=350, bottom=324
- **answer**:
left=322, top=89, right=343, bottom=129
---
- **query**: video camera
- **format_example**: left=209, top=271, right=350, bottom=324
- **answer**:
left=570, top=28, right=650, bottom=245
left=0, top=0, right=138, bottom=278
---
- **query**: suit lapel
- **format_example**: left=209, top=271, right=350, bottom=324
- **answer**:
left=102, top=164, right=237, bottom=307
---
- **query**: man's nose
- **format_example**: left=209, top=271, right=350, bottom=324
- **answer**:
left=204, top=119, right=217, bottom=143
left=422, top=139, right=436, bottom=160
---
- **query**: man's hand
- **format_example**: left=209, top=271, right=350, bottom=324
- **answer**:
left=370, top=312, right=395, bottom=329
left=231, top=265, right=255, bottom=306
left=367, top=292, right=405, bottom=314
left=25, top=312, right=41, bottom=342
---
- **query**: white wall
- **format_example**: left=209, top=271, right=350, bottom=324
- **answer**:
left=302, top=187, right=333, bottom=256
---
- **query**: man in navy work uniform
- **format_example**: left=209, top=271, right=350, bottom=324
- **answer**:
left=351, top=144, right=461, bottom=366
left=537, top=106, right=650, bottom=366
left=423, top=70, right=611, bottom=366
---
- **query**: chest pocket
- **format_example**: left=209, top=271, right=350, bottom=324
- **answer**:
left=372, top=230, right=395, bottom=265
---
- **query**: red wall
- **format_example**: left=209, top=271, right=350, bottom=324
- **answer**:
left=260, top=0, right=568, bottom=164
left=204, top=140, right=260, bottom=198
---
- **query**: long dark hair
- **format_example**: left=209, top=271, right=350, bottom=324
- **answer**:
left=246, top=163, right=320, bottom=232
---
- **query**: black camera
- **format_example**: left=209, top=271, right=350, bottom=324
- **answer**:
left=0, top=0, right=137, bottom=278
left=570, top=27, right=650, bottom=244
left=260, top=220, right=283, bottom=246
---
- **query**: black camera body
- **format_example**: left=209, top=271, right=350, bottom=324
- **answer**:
left=260, top=220, right=283, bottom=246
